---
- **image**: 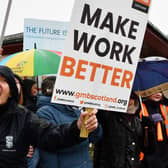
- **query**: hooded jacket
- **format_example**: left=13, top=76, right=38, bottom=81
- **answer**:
left=36, top=95, right=102, bottom=168
left=0, top=102, right=82, bottom=168
left=141, top=100, right=168, bottom=168
left=23, top=79, right=37, bottom=112
left=94, top=110, right=142, bottom=168
left=0, top=66, right=83, bottom=168
left=0, top=66, right=18, bottom=103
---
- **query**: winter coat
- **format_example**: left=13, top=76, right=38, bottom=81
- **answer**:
left=36, top=95, right=102, bottom=168
left=141, top=100, right=168, bottom=168
left=0, top=100, right=82, bottom=168
left=94, top=110, right=142, bottom=168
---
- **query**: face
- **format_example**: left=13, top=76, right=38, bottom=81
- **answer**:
left=31, top=83, right=37, bottom=96
left=149, top=92, right=163, bottom=102
left=0, top=75, right=11, bottom=105
left=127, top=98, right=139, bottom=114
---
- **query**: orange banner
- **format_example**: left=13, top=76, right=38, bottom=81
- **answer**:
left=135, top=0, right=151, bottom=6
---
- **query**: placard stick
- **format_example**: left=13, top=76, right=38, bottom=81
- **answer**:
left=80, top=108, right=93, bottom=138
left=0, top=0, right=12, bottom=49
left=138, top=91, right=148, bottom=146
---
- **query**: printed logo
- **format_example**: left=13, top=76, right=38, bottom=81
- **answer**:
left=132, top=0, right=151, bottom=13
left=5, top=136, right=13, bottom=149
left=16, top=61, right=28, bottom=66
left=135, top=0, right=150, bottom=6
left=80, top=100, right=84, bottom=104
left=12, top=61, right=28, bottom=74
left=54, top=95, right=57, bottom=101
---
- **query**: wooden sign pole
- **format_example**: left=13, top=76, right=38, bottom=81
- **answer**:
left=80, top=108, right=93, bottom=138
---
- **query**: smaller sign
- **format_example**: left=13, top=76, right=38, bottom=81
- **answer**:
left=132, top=0, right=151, bottom=13
left=24, top=19, right=69, bottom=51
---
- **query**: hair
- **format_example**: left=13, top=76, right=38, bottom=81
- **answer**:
left=0, top=65, right=18, bottom=103
left=14, top=74, right=25, bottom=104
left=130, top=92, right=139, bottom=108
left=127, top=91, right=140, bottom=114
left=41, top=76, right=56, bottom=97
left=14, top=74, right=24, bottom=88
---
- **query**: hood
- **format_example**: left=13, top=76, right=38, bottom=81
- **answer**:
left=0, top=66, right=18, bottom=103
left=37, top=95, right=52, bottom=108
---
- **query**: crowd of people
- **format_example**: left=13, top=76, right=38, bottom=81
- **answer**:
left=0, top=64, right=168, bottom=168
left=0, top=65, right=98, bottom=168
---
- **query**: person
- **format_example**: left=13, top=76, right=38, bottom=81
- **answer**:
left=94, top=92, right=143, bottom=168
left=30, top=76, right=102, bottom=168
left=0, top=65, right=98, bottom=167
left=14, top=74, right=25, bottom=105
left=140, top=92, right=168, bottom=168
left=14, top=74, right=40, bottom=167
left=27, top=145, right=40, bottom=168
left=23, top=78, right=38, bottom=112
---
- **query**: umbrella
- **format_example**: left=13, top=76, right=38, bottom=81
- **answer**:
left=0, top=49, right=61, bottom=76
left=132, top=58, right=168, bottom=97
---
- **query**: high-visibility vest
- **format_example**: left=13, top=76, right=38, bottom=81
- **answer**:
left=140, top=103, right=168, bottom=141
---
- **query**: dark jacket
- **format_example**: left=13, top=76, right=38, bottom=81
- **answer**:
left=0, top=100, right=82, bottom=168
left=36, top=96, right=102, bottom=168
left=23, top=95, right=37, bottom=112
left=23, top=79, right=37, bottom=113
left=141, top=100, right=168, bottom=168
left=94, top=110, right=142, bottom=168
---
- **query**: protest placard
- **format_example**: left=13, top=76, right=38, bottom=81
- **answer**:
left=24, top=18, right=68, bottom=52
left=52, top=0, right=151, bottom=112
left=24, top=19, right=68, bottom=88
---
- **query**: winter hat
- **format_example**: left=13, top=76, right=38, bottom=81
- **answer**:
left=0, top=65, right=19, bottom=102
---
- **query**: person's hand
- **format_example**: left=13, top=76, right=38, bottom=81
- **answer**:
left=77, top=108, right=98, bottom=133
left=27, top=145, right=34, bottom=158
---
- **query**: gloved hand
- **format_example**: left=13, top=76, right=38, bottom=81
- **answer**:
left=149, top=113, right=163, bottom=123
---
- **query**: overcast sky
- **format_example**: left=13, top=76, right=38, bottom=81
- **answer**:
left=0, top=0, right=168, bottom=36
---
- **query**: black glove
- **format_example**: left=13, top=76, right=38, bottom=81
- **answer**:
left=142, top=116, right=152, bottom=127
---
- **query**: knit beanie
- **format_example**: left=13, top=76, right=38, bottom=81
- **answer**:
left=0, top=65, right=19, bottom=103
